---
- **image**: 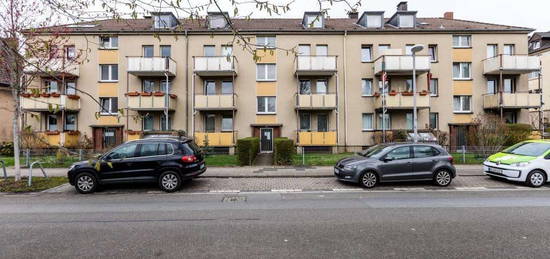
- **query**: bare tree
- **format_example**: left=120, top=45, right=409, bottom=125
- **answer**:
left=470, top=114, right=509, bottom=157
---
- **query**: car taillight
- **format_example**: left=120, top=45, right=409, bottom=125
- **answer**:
left=181, top=155, right=197, bottom=163
left=449, top=156, right=454, bottom=165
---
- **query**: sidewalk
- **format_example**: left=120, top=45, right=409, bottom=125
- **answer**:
left=4, top=165, right=484, bottom=178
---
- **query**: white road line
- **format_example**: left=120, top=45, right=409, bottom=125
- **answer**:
left=455, top=187, right=488, bottom=191
left=271, top=189, right=302, bottom=192
left=209, top=190, right=241, bottom=193
left=393, top=188, right=427, bottom=191
left=332, top=188, right=364, bottom=192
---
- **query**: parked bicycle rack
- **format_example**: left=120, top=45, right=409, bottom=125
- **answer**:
left=0, top=160, right=6, bottom=180
left=28, top=161, right=48, bottom=187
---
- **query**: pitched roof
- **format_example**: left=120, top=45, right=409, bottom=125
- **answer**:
left=529, top=32, right=550, bottom=54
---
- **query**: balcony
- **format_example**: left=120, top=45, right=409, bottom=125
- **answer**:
left=195, top=132, right=237, bottom=147
left=24, top=58, right=79, bottom=77
left=21, top=94, right=80, bottom=111
left=374, top=55, right=431, bottom=75
left=295, top=56, right=337, bottom=76
left=38, top=131, right=80, bottom=147
left=483, top=92, right=541, bottom=109
left=296, top=94, right=337, bottom=110
left=127, top=93, right=177, bottom=111
left=127, top=57, right=176, bottom=76
left=297, top=131, right=337, bottom=146
left=374, top=93, right=430, bottom=110
left=194, top=94, right=236, bottom=111
left=484, top=55, right=540, bottom=75
left=193, top=56, right=237, bottom=77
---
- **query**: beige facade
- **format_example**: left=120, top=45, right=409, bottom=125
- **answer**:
left=22, top=7, right=540, bottom=152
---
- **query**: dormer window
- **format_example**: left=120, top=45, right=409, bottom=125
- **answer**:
left=398, top=15, right=415, bottom=28
left=208, top=12, right=229, bottom=29
left=303, top=12, right=324, bottom=28
left=358, top=12, right=384, bottom=29
left=152, top=12, right=178, bottom=29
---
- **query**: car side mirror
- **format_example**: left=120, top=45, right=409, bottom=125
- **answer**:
left=383, top=157, right=393, bottom=162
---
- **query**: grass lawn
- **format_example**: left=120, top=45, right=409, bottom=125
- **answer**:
left=451, top=153, right=486, bottom=164
left=205, top=155, right=239, bottom=167
left=0, top=177, right=68, bottom=193
left=0, top=156, right=80, bottom=168
left=293, top=153, right=354, bottom=166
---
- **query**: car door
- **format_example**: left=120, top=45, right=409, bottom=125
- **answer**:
left=412, top=145, right=439, bottom=180
left=98, top=143, right=138, bottom=182
left=130, top=142, right=167, bottom=181
left=378, top=146, right=414, bottom=181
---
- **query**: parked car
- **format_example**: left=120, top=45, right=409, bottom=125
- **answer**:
left=334, top=143, right=456, bottom=188
left=483, top=140, right=550, bottom=187
left=68, top=137, right=206, bottom=194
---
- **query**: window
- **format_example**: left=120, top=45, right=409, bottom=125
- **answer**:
left=487, top=79, right=497, bottom=94
left=158, top=143, right=172, bottom=155
left=99, top=64, right=118, bottom=81
left=298, top=45, right=311, bottom=56
left=504, top=78, right=515, bottom=93
left=64, top=114, right=76, bottom=131
left=429, top=79, right=438, bottom=96
left=143, top=115, right=154, bottom=131
left=453, top=62, right=471, bottom=79
left=305, top=14, right=323, bottom=28
left=362, top=79, right=373, bottom=96
left=487, top=44, right=498, bottom=58
left=504, top=44, right=515, bottom=55
left=406, top=113, right=413, bottom=130
left=221, top=45, right=233, bottom=56
left=386, top=146, right=411, bottom=160
left=65, top=45, right=76, bottom=60
left=256, top=64, right=276, bottom=81
left=361, top=45, right=372, bottom=62
left=257, top=96, right=276, bottom=114
left=204, top=45, right=216, bottom=56
left=316, top=80, right=327, bottom=94
left=45, top=80, right=59, bottom=93
left=413, top=146, right=439, bottom=158
left=140, top=143, right=159, bottom=157
left=405, top=79, right=413, bottom=92
left=317, top=114, right=328, bottom=132
left=299, top=113, right=311, bottom=131
left=47, top=115, right=58, bottom=131
left=405, top=45, right=414, bottom=55
left=529, top=71, right=541, bottom=80
left=160, top=81, right=171, bottom=93
left=362, top=113, right=373, bottom=130
left=504, top=111, right=517, bottom=124
left=221, top=81, right=233, bottom=95
left=316, top=45, right=328, bottom=56
left=398, top=15, right=415, bottom=28
left=154, top=15, right=174, bottom=29
left=65, top=82, right=76, bottom=95
left=208, top=15, right=227, bottom=29
left=365, top=15, right=382, bottom=28
left=453, top=96, right=472, bottom=113
left=428, top=45, right=437, bottom=62
left=221, top=116, right=233, bottom=131
left=160, top=45, right=171, bottom=58
left=108, top=143, right=138, bottom=159
left=99, top=36, right=118, bottom=49
left=143, top=45, right=154, bottom=57
left=160, top=114, right=172, bottom=131
left=205, top=114, right=215, bottom=132
left=299, top=80, right=312, bottom=94
left=429, top=113, right=439, bottom=129
left=256, top=36, right=276, bottom=48
left=378, top=44, right=390, bottom=55
left=143, top=80, right=155, bottom=92
left=452, top=35, right=471, bottom=48
left=378, top=114, right=391, bottom=130
left=205, top=81, right=216, bottom=95
left=100, top=97, right=118, bottom=115
left=103, top=128, right=117, bottom=148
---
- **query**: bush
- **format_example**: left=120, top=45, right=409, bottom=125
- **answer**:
left=0, top=142, right=14, bottom=156
left=505, top=124, right=533, bottom=146
left=236, top=137, right=260, bottom=166
left=273, top=138, right=295, bottom=165
left=394, top=130, right=408, bottom=142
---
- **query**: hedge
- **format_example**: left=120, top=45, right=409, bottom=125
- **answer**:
left=273, top=138, right=295, bottom=165
left=236, top=137, right=260, bottom=166
left=505, top=124, right=532, bottom=146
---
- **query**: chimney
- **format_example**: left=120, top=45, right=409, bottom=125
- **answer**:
left=348, top=11, right=359, bottom=19
left=443, top=12, right=454, bottom=20
left=397, top=1, right=408, bottom=11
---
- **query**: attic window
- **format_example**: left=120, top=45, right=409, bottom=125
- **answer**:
left=154, top=14, right=177, bottom=29
left=208, top=14, right=228, bottom=29
left=366, top=15, right=383, bottom=28
left=398, top=15, right=414, bottom=28
left=304, top=13, right=324, bottom=28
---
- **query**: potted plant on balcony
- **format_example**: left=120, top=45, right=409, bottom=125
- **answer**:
left=32, top=93, right=41, bottom=98
left=419, top=90, right=429, bottom=96
left=40, top=92, right=51, bottom=97
left=153, top=91, right=165, bottom=97
left=373, top=92, right=380, bottom=97
left=126, top=130, right=141, bottom=135
left=401, top=91, right=414, bottom=96
left=45, top=130, right=60, bottom=135
left=169, top=94, right=177, bottom=99
left=66, top=130, right=80, bottom=136
left=51, top=92, right=61, bottom=97
left=126, top=91, right=140, bottom=97
left=140, top=91, right=152, bottom=96
left=389, top=90, right=397, bottom=96
left=21, top=93, right=31, bottom=98
left=67, top=95, right=80, bottom=100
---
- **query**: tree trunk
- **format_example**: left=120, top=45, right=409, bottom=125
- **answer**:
left=12, top=87, right=21, bottom=181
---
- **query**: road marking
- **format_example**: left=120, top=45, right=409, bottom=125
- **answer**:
left=271, top=189, right=302, bottom=193
left=394, top=188, right=427, bottom=191
left=332, top=188, right=364, bottom=192
left=455, top=187, right=488, bottom=191
left=209, top=190, right=240, bottom=193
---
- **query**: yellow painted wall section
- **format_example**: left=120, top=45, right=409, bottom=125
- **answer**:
left=452, top=114, right=473, bottom=124
left=256, top=82, right=277, bottom=96
left=452, top=48, right=473, bottom=62
left=98, top=83, right=119, bottom=97
left=453, top=81, right=473, bottom=95
left=39, top=133, right=61, bottom=146
left=127, top=133, right=142, bottom=141
left=98, top=116, right=120, bottom=125
left=255, top=49, right=277, bottom=63
left=256, top=115, right=277, bottom=124
left=64, top=133, right=80, bottom=148
left=98, top=50, right=119, bottom=64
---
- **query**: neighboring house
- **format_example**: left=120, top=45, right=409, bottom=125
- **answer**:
left=529, top=32, right=550, bottom=127
left=0, top=39, right=14, bottom=142
left=23, top=1, right=540, bottom=152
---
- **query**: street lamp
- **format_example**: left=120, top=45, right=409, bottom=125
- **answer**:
left=411, top=44, right=424, bottom=143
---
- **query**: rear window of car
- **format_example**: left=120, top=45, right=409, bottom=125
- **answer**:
left=180, top=141, right=201, bottom=155
left=414, top=146, right=440, bottom=158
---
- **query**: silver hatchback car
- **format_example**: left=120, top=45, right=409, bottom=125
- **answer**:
left=334, top=143, right=456, bottom=188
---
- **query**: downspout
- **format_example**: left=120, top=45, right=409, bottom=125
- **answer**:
left=126, top=68, right=129, bottom=140
left=342, top=30, right=348, bottom=150
left=185, top=29, right=189, bottom=135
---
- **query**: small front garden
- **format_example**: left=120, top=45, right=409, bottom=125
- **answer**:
left=0, top=177, right=68, bottom=193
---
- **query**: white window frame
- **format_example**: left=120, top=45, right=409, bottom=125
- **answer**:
left=365, top=15, right=382, bottom=28
left=64, top=113, right=77, bottom=131
left=429, top=112, right=439, bottom=130
left=453, top=96, right=472, bottom=113
left=154, top=15, right=173, bottom=29
left=362, top=79, right=373, bottom=96
left=406, top=113, right=413, bottom=130
left=256, top=36, right=276, bottom=49
left=256, top=64, right=276, bottom=81
left=47, top=114, right=58, bottom=131
left=487, top=44, right=498, bottom=58
left=361, top=45, right=373, bottom=62
left=362, top=113, right=374, bottom=131
left=100, top=97, right=118, bottom=115
left=428, top=45, right=438, bottom=62
left=257, top=96, right=276, bottom=114
left=305, top=14, right=323, bottom=28
left=143, top=115, right=154, bottom=131
left=398, top=15, right=415, bottom=28
left=316, top=45, right=328, bottom=56
left=504, top=44, right=516, bottom=55
left=452, top=35, right=471, bottom=48
left=221, top=116, right=233, bottom=132
left=99, top=36, right=118, bottom=49
left=429, top=78, right=438, bottom=97
left=453, top=62, right=471, bottom=80
left=99, top=64, right=118, bottom=82
left=298, top=44, right=311, bottom=56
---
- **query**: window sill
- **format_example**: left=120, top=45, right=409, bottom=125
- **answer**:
left=430, top=60, right=439, bottom=63
left=430, top=95, right=439, bottom=97
left=257, top=113, right=276, bottom=115
left=452, top=46, right=472, bottom=49
left=362, top=95, right=375, bottom=97
left=453, top=111, right=473, bottom=114
left=361, top=61, right=374, bottom=63
left=98, top=47, right=118, bottom=50
left=100, top=113, right=118, bottom=116
left=256, top=79, right=277, bottom=82
left=99, top=80, right=119, bottom=83
left=362, top=129, right=376, bottom=132
left=453, top=78, right=472, bottom=81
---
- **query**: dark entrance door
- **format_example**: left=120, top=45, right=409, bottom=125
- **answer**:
left=260, top=128, right=273, bottom=153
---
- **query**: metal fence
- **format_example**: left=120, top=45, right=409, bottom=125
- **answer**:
left=18, top=148, right=99, bottom=167
left=445, top=146, right=504, bottom=164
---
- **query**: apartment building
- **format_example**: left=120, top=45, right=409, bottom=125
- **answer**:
left=529, top=32, right=550, bottom=124
left=21, top=2, right=540, bottom=152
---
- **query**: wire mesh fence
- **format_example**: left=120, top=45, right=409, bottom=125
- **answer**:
left=445, top=146, right=504, bottom=164
left=6, top=149, right=100, bottom=168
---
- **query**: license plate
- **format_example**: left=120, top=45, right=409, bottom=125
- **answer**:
left=489, top=167, right=502, bottom=174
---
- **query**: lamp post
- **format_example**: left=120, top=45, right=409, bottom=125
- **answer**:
left=411, top=44, right=424, bottom=143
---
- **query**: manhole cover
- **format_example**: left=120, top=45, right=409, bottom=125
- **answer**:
left=222, top=195, right=247, bottom=203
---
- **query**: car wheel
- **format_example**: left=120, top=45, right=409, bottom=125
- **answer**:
left=75, top=172, right=98, bottom=194
left=360, top=171, right=378, bottom=189
left=433, top=169, right=452, bottom=187
left=159, top=171, right=182, bottom=193
left=526, top=170, right=546, bottom=188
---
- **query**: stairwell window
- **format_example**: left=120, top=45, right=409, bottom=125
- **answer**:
left=143, top=115, right=154, bottom=131
left=221, top=116, right=233, bottom=132
left=453, top=96, right=471, bottom=113
left=429, top=79, right=438, bottom=96
left=453, top=62, right=471, bottom=80
left=160, top=114, right=172, bottom=131
left=452, top=35, right=471, bottom=48
left=99, top=64, right=118, bottom=82
left=362, top=79, right=373, bottom=96
left=64, top=114, right=77, bottom=131
left=429, top=113, right=439, bottom=129
left=47, top=115, right=58, bottom=131
left=428, top=45, right=438, bottom=62
left=361, top=45, right=372, bottom=62
left=257, top=96, right=276, bottom=114
left=256, top=36, right=276, bottom=49
left=100, top=97, right=118, bottom=115
left=256, top=64, right=276, bottom=81
left=99, top=36, right=118, bottom=49
left=362, top=113, right=373, bottom=131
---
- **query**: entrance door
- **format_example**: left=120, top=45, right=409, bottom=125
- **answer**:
left=260, top=128, right=273, bottom=153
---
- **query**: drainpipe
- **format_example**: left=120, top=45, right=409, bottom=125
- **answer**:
left=185, top=30, right=189, bottom=135
left=342, top=30, right=348, bottom=150
left=164, top=72, right=169, bottom=131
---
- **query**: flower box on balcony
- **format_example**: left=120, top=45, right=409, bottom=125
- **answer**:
left=419, top=90, right=428, bottom=96
left=389, top=91, right=397, bottom=96
left=32, top=93, right=41, bottom=98
left=51, top=93, right=61, bottom=97
left=169, top=94, right=177, bottom=99
left=21, top=93, right=31, bottom=98
left=373, top=92, right=380, bottom=97
left=140, top=92, right=152, bottom=96
left=126, top=130, right=142, bottom=135
left=67, top=95, right=80, bottom=100
left=153, top=92, right=165, bottom=97
left=126, top=91, right=140, bottom=97
left=401, top=92, right=414, bottom=96
left=45, top=131, right=60, bottom=135
left=41, top=93, right=51, bottom=97
left=66, top=131, right=80, bottom=136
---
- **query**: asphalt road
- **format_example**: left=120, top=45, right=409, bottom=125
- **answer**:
left=1, top=190, right=550, bottom=258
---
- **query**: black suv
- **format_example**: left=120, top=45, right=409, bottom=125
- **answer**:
left=68, top=137, right=206, bottom=194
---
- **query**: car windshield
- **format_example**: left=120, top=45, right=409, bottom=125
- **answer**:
left=359, top=145, right=389, bottom=158
left=502, top=142, right=550, bottom=157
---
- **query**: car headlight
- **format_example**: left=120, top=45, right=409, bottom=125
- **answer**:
left=511, top=162, right=530, bottom=167
left=343, top=165, right=357, bottom=171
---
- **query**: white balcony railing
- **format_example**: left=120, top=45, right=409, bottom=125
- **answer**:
left=374, top=93, right=430, bottom=109
left=127, top=94, right=177, bottom=111
left=483, top=55, right=540, bottom=75
left=21, top=95, right=80, bottom=111
left=295, top=56, right=337, bottom=76
left=127, top=57, right=177, bottom=76
left=194, top=94, right=236, bottom=110
left=483, top=92, right=541, bottom=109
left=296, top=94, right=337, bottom=109
left=194, top=56, right=237, bottom=76
left=374, top=55, right=431, bottom=75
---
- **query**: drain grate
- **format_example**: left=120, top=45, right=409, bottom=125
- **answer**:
left=222, top=195, right=247, bottom=203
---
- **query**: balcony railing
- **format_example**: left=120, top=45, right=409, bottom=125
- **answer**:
left=24, top=58, right=79, bottom=77
left=195, top=132, right=237, bottom=147
left=21, top=94, right=80, bottom=111
left=483, top=55, right=540, bottom=75
left=37, top=131, right=80, bottom=147
left=297, top=131, right=337, bottom=146
left=374, top=55, right=431, bottom=75
left=483, top=92, right=541, bottom=109
left=194, top=94, right=236, bottom=110
left=295, top=94, right=337, bottom=110
left=127, top=57, right=177, bottom=76
left=295, top=55, right=337, bottom=76
left=374, top=93, right=430, bottom=110
left=127, top=93, right=177, bottom=111
left=193, top=56, right=237, bottom=76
